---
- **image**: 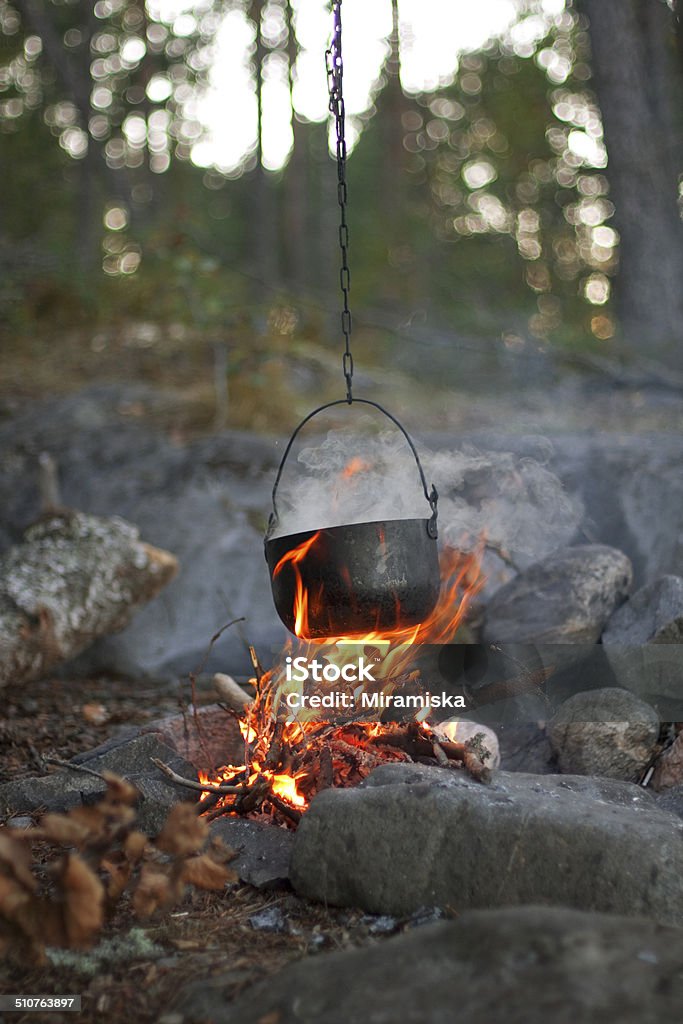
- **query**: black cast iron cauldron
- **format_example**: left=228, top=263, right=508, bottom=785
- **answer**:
left=264, top=399, right=440, bottom=638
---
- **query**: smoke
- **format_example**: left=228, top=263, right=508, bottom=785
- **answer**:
left=270, top=420, right=583, bottom=568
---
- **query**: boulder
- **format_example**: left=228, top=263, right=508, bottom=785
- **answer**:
left=602, top=575, right=683, bottom=644
left=546, top=687, right=660, bottom=781
left=0, top=512, right=176, bottom=687
left=0, top=386, right=287, bottom=678
left=548, top=432, right=683, bottom=588
left=169, top=905, right=683, bottom=1024
left=0, top=733, right=198, bottom=834
left=602, top=577, right=683, bottom=718
left=290, top=763, right=683, bottom=923
left=482, top=544, right=633, bottom=645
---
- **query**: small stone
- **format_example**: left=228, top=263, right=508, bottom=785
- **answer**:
left=547, top=688, right=660, bottom=781
left=248, top=907, right=287, bottom=933
left=361, top=915, right=398, bottom=935
left=210, top=818, right=294, bottom=889
left=406, top=907, right=446, bottom=929
left=6, top=815, right=33, bottom=829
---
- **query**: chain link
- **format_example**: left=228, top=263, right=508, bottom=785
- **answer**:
left=325, top=1, right=353, bottom=403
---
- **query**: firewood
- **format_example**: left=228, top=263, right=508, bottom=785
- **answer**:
left=150, top=758, right=244, bottom=795
left=213, top=673, right=254, bottom=715
left=0, top=510, right=177, bottom=688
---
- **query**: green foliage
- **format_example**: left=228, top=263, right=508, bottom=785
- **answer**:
left=0, top=0, right=619, bottom=359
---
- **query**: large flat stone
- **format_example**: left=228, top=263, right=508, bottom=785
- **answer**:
left=169, top=905, right=683, bottom=1024
left=0, top=733, right=198, bottom=833
left=290, top=764, right=683, bottom=923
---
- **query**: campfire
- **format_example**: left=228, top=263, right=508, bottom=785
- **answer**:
left=196, top=544, right=488, bottom=827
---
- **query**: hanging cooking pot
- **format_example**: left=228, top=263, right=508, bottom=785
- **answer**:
left=264, top=398, right=440, bottom=639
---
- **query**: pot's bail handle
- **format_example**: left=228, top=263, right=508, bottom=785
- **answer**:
left=264, top=398, right=438, bottom=544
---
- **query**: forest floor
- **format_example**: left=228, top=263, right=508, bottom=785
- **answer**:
left=0, top=677, right=403, bottom=1024
left=4, top=319, right=683, bottom=439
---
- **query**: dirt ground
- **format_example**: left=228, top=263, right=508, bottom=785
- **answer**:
left=0, top=676, right=412, bottom=1024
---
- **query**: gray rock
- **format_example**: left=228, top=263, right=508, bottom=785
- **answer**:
left=0, top=386, right=286, bottom=678
left=482, top=544, right=633, bottom=645
left=601, top=647, right=683, bottom=719
left=248, top=906, right=288, bottom=933
left=431, top=431, right=683, bottom=587
left=0, top=511, right=176, bottom=687
left=0, top=733, right=198, bottom=833
left=78, top=732, right=200, bottom=832
left=210, top=818, right=294, bottom=889
left=144, top=704, right=246, bottom=772
left=169, top=905, right=683, bottom=1024
left=497, top=722, right=557, bottom=774
left=547, top=687, right=661, bottom=781
left=601, top=577, right=683, bottom=717
left=547, top=432, right=683, bottom=588
left=655, top=785, right=683, bottom=820
left=290, top=763, right=683, bottom=923
left=603, top=575, right=683, bottom=644
left=0, top=770, right=104, bottom=818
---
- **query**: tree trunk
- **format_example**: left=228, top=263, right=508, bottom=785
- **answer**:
left=15, top=0, right=135, bottom=215
left=580, top=0, right=683, bottom=368
left=249, top=0, right=279, bottom=288
left=380, top=0, right=405, bottom=219
left=283, top=0, right=308, bottom=292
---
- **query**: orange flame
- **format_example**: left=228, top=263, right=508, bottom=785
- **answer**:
left=273, top=530, right=321, bottom=637
left=201, top=534, right=485, bottom=820
left=271, top=772, right=306, bottom=807
left=342, top=456, right=372, bottom=478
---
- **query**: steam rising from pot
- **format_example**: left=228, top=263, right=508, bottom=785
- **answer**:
left=270, top=421, right=582, bottom=572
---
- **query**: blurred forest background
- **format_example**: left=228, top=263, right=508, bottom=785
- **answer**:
left=1, top=0, right=682, bottom=432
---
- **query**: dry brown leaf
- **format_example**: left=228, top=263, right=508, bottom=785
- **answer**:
left=0, top=873, right=66, bottom=953
left=101, top=852, right=132, bottom=903
left=82, top=703, right=109, bottom=726
left=98, top=801, right=137, bottom=830
left=0, top=873, right=34, bottom=921
left=58, top=854, right=105, bottom=948
left=103, top=772, right=139, bottom=806
left=256, top=1012, right=282, bottom=1024
left=155, top=803, right=208, bottom=857
left=123, top=830, right=148, bottom=864
left=181, top=854, right=237, bottom=891
left=37, top=805, right=108, bottom=848
left=132, top=865, right=177, bottom=918
left=0, top=831, right=37, bottom=891
left=170, top=938, right=202, bottom=950
left=207, top=836, right=237, bottom=864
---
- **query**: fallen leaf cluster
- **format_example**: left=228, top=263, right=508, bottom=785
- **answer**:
left=0, top=773, right=237, bottom=963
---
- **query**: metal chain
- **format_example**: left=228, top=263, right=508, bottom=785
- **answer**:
left=325, top=1, right=353, bottom=403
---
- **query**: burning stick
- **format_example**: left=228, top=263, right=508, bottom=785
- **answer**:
left=150, top=757, right=245, bottom=795
left=360, top=723, right=492, bottom=784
